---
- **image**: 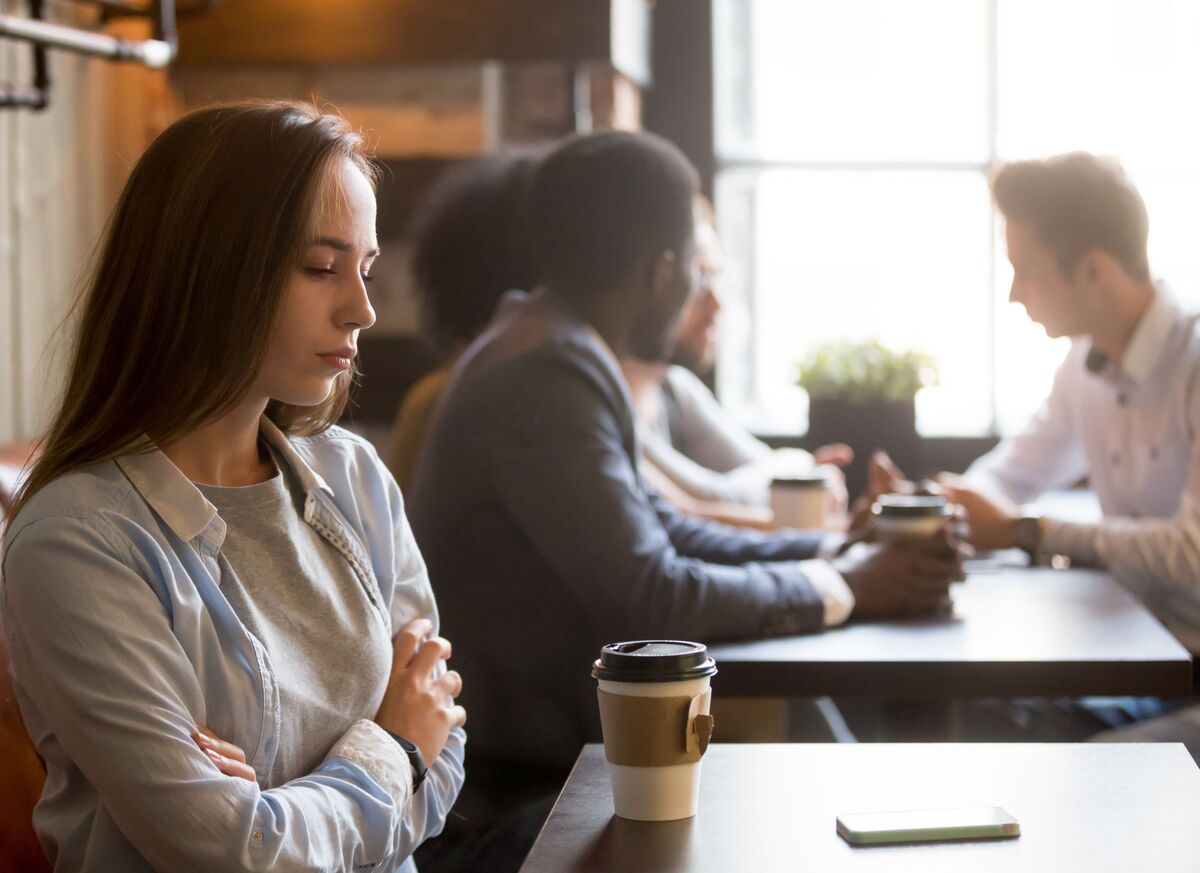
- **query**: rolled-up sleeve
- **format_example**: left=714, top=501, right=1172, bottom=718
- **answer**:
left=2, top=513, right=434, bottom=873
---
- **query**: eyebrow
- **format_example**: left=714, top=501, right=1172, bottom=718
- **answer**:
left=309, top=236, right=381, bottom=258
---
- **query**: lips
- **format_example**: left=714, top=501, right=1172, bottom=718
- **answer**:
left=317, top=347, right=356, bottom=371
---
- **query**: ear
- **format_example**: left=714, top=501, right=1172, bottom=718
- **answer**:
left=1073, top=249, right=1106, bottom=287
left=649, top=250, right=678, bottom=298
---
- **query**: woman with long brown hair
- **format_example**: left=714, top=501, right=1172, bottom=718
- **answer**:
left=1, top=101, right=465, bottom=871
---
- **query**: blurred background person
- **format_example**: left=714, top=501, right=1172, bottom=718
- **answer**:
left=386, top=151, right=543, bottom=492
left=621, top=196, right=852, bottom=527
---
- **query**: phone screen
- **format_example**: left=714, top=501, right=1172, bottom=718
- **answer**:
left=837, top=806, right=1020, bottom=845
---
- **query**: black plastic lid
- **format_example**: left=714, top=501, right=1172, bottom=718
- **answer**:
left=592, top=640, right=717, bottom=683
left=872, top=493, right=951, bottom=518
left=771, top=473, right=827, bottom=489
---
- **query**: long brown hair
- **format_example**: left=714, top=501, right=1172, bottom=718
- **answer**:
left=12, top=101, right=377, bottom=519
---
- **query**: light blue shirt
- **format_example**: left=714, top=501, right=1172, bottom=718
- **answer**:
left=1, top=420, right=464, bottom=872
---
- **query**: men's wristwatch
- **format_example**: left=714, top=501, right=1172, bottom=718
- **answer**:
left=385, top=731, right=428, bottom=790
left=1013, top=514, right=1044, bottom=564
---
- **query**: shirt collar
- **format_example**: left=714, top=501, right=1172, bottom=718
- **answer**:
left=1118, top=283, right=1178, bottom=385
left=584, top=324, right=623, bottom=375
left=114, top=416, right=332, bottom=545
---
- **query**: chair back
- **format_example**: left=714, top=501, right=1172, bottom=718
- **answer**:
left=0, top=440, right=51, bottom=872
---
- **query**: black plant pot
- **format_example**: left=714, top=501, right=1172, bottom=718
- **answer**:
left=806, top=398, right=922, bottom=501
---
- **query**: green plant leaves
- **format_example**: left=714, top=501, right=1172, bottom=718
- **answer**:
left=796, top=339, right=937, bottom=402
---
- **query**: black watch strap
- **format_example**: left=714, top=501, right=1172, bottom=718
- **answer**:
left=384, top=730, right=428, bottom=790
left=1014, top=514, right=1044, bottom=564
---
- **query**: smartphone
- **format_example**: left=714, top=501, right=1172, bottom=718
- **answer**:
left=836, top=806, right=1020, bottom=845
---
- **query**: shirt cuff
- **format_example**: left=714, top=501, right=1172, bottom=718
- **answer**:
left=816, top=532, right=844, bottom=561
left=326, top=719, right=414, bottom=811
left=798, top=558, right=856, bottom=627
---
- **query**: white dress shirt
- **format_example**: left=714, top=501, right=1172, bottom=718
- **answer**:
left=966, top=285, right=1200, bottom=651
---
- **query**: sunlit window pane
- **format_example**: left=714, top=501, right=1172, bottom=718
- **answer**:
left=716, top=169, right=993, bottom=437
left=997, top=0, right=1200, bottom=167
left=716, top=0, right=989, bottom=162
left=717, top=0, right=1200, bottom=440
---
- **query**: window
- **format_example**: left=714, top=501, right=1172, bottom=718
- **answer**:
left=714, top=0, right=1200, bottom=437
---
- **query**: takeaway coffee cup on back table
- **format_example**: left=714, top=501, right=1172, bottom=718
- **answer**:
left=770, top=473, right=829, bottom=530
left=592, top=641, right=717, bottom=821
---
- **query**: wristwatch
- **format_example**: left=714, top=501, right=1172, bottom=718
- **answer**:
left=1013, top=514, right=1044, bottom=564
left=385, top=731, right=428, bottom=790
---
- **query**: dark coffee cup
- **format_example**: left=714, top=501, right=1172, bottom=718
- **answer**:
left=872, top=493, right=951, bottom=541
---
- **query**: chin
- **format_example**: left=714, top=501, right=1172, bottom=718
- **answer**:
left=276, top=380, right=337, bottom=408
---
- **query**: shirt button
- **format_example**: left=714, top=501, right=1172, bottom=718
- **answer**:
left=1118, top=393, right=1128, bottom=405
left=1111, top=454, right=1120, bottom=466
left=1151, top=447, right=1159, bottom=460
left=253, top=831, right=263, bottom=842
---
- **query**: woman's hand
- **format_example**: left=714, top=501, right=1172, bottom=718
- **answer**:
left=193, top=726, right=256, bottom=782
left=374, top=618, right=467, bottom=765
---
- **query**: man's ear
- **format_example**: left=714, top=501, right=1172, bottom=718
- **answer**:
left=649, top=250, right=678, bottom=298
left=1071, top=249, right=1102, bottom=288
left=1077, top=248, right=1124, bottom=290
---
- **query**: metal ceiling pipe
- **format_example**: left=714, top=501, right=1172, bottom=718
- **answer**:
left=0, top=10, right=174, bottom=68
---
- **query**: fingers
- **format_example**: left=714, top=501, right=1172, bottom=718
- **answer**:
left=813, top=443, right=854, bottom=467
left=448, top=704, right=468, bottom=729
left=410, top=635, right=453, bottom=676
left=194, top=728, right=247, bottom=763
left=868, top=451, right=906, bottom=493
left=193, top=731, right=256, bottom=782
left=911, top=554, right=963, bottom=587
left=392, top=619, right=434, bottom=671
left=205, top=749, right=257, bottom=782
left=433, top=669, right=464, bottom=700
left=903, top=590, right=954, bottom=616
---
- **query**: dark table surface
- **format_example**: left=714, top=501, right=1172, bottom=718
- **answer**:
left=707, top=567, right=1193, bottom=698
left=520, top=742, right=1200, bottom=873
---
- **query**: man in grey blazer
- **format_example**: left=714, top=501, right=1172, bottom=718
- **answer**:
left=408, top=132, right=961, bottom=798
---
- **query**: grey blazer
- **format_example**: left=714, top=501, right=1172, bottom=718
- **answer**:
left=408, top=289, right=826, bottom=771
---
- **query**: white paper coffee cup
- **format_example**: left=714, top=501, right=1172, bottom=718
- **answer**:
left=770, top=474, right=828, bottom=530
left=593, top=641, right=717, bottom=821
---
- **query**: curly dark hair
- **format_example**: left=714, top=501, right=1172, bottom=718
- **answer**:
left=410, top=151, right=544, bottom=349
left=529, top=130, right=698, bottom=303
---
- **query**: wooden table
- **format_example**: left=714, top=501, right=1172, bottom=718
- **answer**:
left=708, top=567, right=1192, bottom=699
left=520, top=743, right=1200, bottom=872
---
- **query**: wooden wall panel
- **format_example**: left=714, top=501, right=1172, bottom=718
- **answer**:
left=177, top=0, right=614, bottom=68
left=0, top=33, right=16, bottom=444
left=0, top=10, right=169, bottom=443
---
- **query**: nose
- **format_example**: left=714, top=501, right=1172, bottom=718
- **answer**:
left=705, top=285, right=722, bottom=314
left=341, top=274, right=376, bottom=331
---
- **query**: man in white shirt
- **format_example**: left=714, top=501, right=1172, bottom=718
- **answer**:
left=908, top=152, right=1200, bottom=754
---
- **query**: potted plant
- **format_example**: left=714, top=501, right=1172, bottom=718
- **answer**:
left=796, top=340, right=937, bottom=498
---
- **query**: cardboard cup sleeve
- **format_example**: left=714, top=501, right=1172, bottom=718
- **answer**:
left=597, top=689, right=715, bottom=766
